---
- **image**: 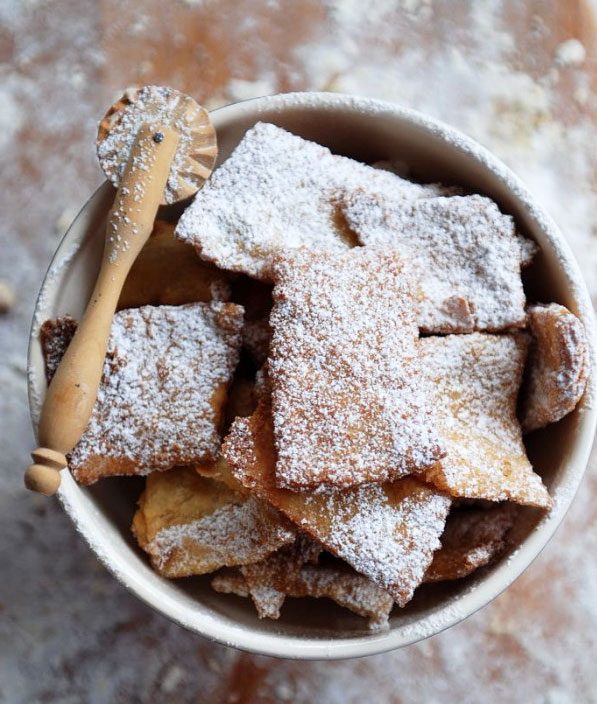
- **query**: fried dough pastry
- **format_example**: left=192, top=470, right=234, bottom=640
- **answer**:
left=40, top=302, right=243, bottom=484
left=341, top=192, right=535, bottom=333
left=195, top=455, right=246, bottom=494
left=521, top=303, right=589, bottom=433
left=39, top=315, right=77, bottom=380
left=421, top=333, right=552, bottom=508
left=132, top=467, right=294, bottom=577
left=118, top=220, right=229, bottom=310
left=175, top=123, right=452, bottom=280
left=213, top=563, right=394, bottom=632
left=424, top=504, right=517, bottom=582
left=222, top=400, right=451, bottom=606
left=239, top=536, right=323, bottom=619
left=236, top=537, right=394, bottom=630
left=290, top=564, right=394, bottom=630
left=211, top=568, right=250, bottom=596
left=268, top=248, right=444, bottom=489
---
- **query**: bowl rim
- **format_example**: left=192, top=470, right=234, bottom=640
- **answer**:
left=27, top=91, right=596, bottom=660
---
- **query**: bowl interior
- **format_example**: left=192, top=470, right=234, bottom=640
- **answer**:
left=28, top=93, right=595, bottom=658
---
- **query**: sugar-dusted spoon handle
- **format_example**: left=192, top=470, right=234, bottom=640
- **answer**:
left=25, top=124, right=179, bottom=495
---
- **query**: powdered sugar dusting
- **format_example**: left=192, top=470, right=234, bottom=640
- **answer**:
left=316, top=480, right=451, bottom=606
left=2, top=0, right=596, bottom=697
left=132, top=466, right=294, bottom=578
left=150, top=497, right=295, bottom=576
left=220, top=561, right=395, bottom=632
left=103, top=126, right=166, bottom=264
left=342, top=192, right=533, bottom=332
left=269, top=247, right=443, bottom=488
left=244, top=582, right=286, bottom=620
left=295, top=564, right=394, bottom=631
left=222, top=402, right=451, bottom=605
left=39, top=315, right=78, bottom=382
left=425, top=503, right=517, bottom=582
left=175, top=121, right=450, bottom=280
left=42, top=302, right=243, bottom=483
left=97, top=85, right=217, bottom=205
left=239, top=536, right=323, bottom=619
left=211, top=568, right=250, bottom=598
left=421, top=333, right=552, bottom=508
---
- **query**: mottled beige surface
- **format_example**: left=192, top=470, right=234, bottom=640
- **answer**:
left=0, top=1, right=595, bottom=702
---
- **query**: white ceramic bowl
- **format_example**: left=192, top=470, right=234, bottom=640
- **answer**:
left=28, top=92, right=596, bottom=659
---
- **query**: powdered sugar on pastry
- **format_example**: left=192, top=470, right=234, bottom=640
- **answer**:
left=319, top=479, right=451, bottom=605
left=269, top=247, right=443, bottom=489
left=195, top=456, right=247, bottom=494
left=421, top=334, right=552, bottom=508
left=240, top=536, right=322, bottom=619
left=521, top=303, right=589, bottom=433
left=211, top=568, right=250, bottom=597
left=147, top=499, right=294, bottom=577
left=341, top=192, right=534, bottom=333
left=424, top=503, right=517, bottom=583
left=292, top=564, right=394, bottom=631
left=175, top=122, right=450, bottom=280
left=41, top=303, right=243, bottom=484
left=222, top=401, right=451, bottom=606
left=132, top=467, right=294, bottom=578
left=225, top=375, right=258, bottom=426
left=216, top=562, right=394, bottom=632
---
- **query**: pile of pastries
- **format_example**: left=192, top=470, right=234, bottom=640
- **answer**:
left=41, top=123, right=589, bottom=631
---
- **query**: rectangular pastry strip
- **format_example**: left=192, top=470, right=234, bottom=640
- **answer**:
left=341, top=192, right=534, bottom=333
left=268, top=247, right=443, bottom=489
left=421, top=333, right=552, bottom=508
left=132, top=466, right=295, bottom=577
left=176, top=122, right=451, bottom=281
left=40, top=302, right=243, bottom=483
